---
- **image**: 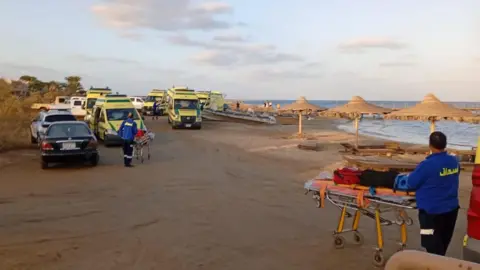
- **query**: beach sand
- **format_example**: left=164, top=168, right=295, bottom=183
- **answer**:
left=0, top=117, right=473, bottom=269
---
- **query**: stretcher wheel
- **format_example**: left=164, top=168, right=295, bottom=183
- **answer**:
left=333, top=235, right=345, bottom=249
left=394, top=216, right=404, bottom=225
left=405, top=217, right=413, bottom=226
left=352, top=232, right=364, bottom=245
left=315, top=200, right=321, bottom=208
left=372, top=251, right=385, bottom=267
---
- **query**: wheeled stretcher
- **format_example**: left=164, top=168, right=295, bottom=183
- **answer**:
left=304, top=179, right=417, bottom=267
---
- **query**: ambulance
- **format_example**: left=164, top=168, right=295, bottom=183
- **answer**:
left=143, top=89, right=166, bottom=116
left=89, top=94, right=146, bottom=146
left=166, top=87, right=201, bottom=129
left=84, top=87, right=112, bottom=116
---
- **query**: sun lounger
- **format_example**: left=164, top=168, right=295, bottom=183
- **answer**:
left=340, top=142, right=403, bottom=156
left=403, top=146, right=430, bottom=155
left=342, top=154, right=418, bottom=172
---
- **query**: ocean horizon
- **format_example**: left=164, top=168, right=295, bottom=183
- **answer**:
left=244, top=99, right=480, bottom=150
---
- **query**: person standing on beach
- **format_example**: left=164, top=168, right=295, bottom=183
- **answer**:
left=395, top=131, right=459, bottom=256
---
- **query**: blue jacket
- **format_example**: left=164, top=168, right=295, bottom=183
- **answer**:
left=118, top=118, right=138, bottom=141
left=407, top=151, right=460, bottom=214
left=153, top=102, right=158, bottom=110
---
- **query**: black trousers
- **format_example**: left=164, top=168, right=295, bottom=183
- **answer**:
left=418, top=207, right=459, bottom=256
left=122, top=140, right=134, bottom=166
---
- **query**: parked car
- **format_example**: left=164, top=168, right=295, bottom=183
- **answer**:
left=40, top=121, right=99, bottom=169
left=464, top=140, right=480, bottom=262
left=30, top=110, right=77, bottom=144
left=129, top=96, right=145, bottom=111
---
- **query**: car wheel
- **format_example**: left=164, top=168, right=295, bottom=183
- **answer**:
left=90, top=154, right=99, bottom=166
left=30, top=133, right=37, bottom=144
left=41, top=160, right=48, bottom=169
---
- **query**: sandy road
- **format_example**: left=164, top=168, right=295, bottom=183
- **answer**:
left=0, top=119, right=469, bottom=270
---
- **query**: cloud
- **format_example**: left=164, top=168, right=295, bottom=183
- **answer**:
left=339, top=38, right=407, bottom=52
left=191, top=51, right=238, bottom=66
left=91, top=0, right=236, bottom=33
left=119, top=32, right=143, bottom=41
left=212, top=34, right=246, bottom=42
left=252, top=68, right=321, bottom=80
left=73, top=54, right=140, bottom=64
left=379, top=61, right=416, bottom=67
left=168, top=34, right=303, bottom=66
left=191, top=48, right=303, bottom=66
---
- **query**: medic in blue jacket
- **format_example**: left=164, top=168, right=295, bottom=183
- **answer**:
left=118, top=112, right=138, bottom=167
left=395, top=131, right=459, bottom=256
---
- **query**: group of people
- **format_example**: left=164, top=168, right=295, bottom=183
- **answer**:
left=263, top=101, right=273, bottom=108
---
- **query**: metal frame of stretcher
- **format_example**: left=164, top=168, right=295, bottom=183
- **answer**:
left=305, top=181, right=417, bottom=267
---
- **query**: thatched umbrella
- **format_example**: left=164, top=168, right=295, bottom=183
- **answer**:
left=322, top=96, right=392, bottom=147
left=278, top=96, right=326, bottom=135
left=384, top=93, right=476, bottom=134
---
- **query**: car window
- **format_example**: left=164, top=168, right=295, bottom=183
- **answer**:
left=106, top=108, right=139, bottom=121
left=73, top=100, right=82, bottom=106
left=47, top=124, right=91, bottom=137
left=44, top=114, right=76, bottom=122
left=130, top=98, right=135, bottom=102
left=138, top=98, right=144, bottom=103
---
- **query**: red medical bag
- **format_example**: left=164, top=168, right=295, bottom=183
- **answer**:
left=333, top=167, right=362, bottom=185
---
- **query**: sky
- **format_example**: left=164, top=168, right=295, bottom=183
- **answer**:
left=0, top=0, right=479, bottom=101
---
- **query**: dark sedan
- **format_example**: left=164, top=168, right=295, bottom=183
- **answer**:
left=40, top=121, right=99, bottom=169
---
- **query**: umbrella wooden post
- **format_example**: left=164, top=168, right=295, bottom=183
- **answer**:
left=354, top=117, right=359, bottom=147
left=298, top=111, right=303, bottom=135
left=429, top=120, right=436, bottom=134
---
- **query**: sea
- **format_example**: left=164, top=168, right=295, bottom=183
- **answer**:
left=244, top=100, right=480, bottom=150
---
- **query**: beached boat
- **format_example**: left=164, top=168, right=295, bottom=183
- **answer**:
left=203, top=109, right=276, bottom=124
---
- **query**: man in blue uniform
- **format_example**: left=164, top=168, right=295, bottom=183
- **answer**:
left=152, top=100, right=158, bottom=120
left=118, top=112, right=138, bottom=167
left=402, top=131, right=460, bottom=256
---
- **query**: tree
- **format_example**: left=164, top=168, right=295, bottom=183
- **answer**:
left=65, top=76, right=83, bottom=95
left=29, top=79, right=46, bottom=92
left=19, top=75, right=37, bottom=83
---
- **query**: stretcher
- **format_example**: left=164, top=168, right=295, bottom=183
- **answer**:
left=304, top=179, right=417, bottom=267
left=133, top=132, right=155, bottom=163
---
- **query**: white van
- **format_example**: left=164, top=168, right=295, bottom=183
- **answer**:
left=129, top=96, right=145, bottom=111
left=70, top=97, right=86, bottom=117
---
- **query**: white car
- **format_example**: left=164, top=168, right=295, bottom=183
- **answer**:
left=129, top=97, right=144, bottom=111
left=30, top=110, right=77, bottom=144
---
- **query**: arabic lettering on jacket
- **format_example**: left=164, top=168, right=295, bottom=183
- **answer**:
left=439, top=167, right=459, bottom=177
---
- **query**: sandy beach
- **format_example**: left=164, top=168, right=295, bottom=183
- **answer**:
left=0, top=117, right=473, bottom=270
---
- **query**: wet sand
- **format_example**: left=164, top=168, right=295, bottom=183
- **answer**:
left=0, top=118, right=473, bottom=270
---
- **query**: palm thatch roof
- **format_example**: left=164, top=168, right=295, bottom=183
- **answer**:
left=384, top=93, right=478, bottom=123
left=278, top=96, right=326, bottom=112
left=322, top=96, right=392, bottom=119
